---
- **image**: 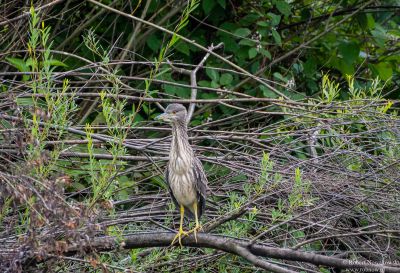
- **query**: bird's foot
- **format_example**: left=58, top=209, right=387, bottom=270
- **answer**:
left=171, top=228, right=189, bottom=247
left=188, top=224, right=202, bottom=243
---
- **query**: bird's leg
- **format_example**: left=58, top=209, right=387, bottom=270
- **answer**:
left=188, top=202, right=202, bottom=243
left=171, top=204, right=188, bottom=247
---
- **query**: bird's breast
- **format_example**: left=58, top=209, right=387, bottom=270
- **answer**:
left=168, top=170, right=197, bottom=207
left=170, top=152, right=192, bottom=174
left=168, top=153, right=197, bottom=207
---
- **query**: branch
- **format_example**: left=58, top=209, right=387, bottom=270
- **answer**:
left=0, top=0, right=65, bottom=27
left=168, top=42, right=223, bottom=123
left=187, top=42, right=224, bottom=123
left=60, top=232, right=400, bottom=273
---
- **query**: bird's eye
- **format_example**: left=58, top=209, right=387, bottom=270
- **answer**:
left=172, top=111, right=176, bottom=114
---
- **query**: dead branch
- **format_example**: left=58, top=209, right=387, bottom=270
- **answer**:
left=168, top=42, right=223, bottom=123
left=58, top=232, right=400, bottom=273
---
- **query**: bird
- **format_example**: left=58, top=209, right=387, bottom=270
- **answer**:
left=156, top=103, right=207, bottom=246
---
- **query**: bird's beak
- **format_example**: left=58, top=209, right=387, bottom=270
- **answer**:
left=155, top=113, right=171, bottom=122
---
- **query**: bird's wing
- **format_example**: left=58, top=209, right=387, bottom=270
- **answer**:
left=193, top=157, right=207, bottom=217
left=165, top=166, right=179, bottom=208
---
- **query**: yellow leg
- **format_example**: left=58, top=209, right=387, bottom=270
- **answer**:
left=188, top=202, right=202, bottom=242
left=171, top=205, right=188, bottom=247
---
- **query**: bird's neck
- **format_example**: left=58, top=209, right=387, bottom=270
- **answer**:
left=171, top=120, right=192, bottom=157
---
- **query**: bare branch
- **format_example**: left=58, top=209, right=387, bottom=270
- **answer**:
left=59, top=232, right=400, bottom=273
left=168, top=43, right=223, bottom=123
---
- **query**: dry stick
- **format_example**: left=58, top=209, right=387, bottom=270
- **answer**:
left=0, top=0, right=65, bottom=27
left=0, top=113, right=143, bottom=151
left=15, top=92, right=319, bottom=110
left=6, top=70, right=393, bottom=109
left=0, top=150, right=253, bottom=166
left=118, top=0, right=151, bottom=62
left=56, top=0, right=120, bottom=50
left=202, top=191, right=285, bottom=233
left=293, top=229, right=400, bottom=250
left=134, top=3, right=185, bottom=50
left=62, top=232, right=400, bottom=273
left=168, top=42, right=224, bottom=123
left=86, top=0, right=290, bottom=100
left=250, top=202, right=328, bottom=244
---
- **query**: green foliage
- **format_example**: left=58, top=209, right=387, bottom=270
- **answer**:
left=19, top=7, right=77, bottom=178
left=1, top=1, right=399, bottom=272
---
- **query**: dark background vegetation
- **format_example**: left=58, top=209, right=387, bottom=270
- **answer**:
left=0, top=0, right=399, bottom=272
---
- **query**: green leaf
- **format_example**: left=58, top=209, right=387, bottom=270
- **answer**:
left=366, top=14, right=375, bottom=29
left=260, top=85, right=278, bottom=98
left=239, top=14, right=260, bottom=26
left=217, top=0, right=226, bottom=8
left=338, top=59, right=354, bottom=75
left=6, top=57, right=29, bottom=72
left=292, top=230, right=305, bottom=239
left=373, top=62, right=393, bottom=81
left=239, top=39, right=256, bottom=47
left=175, top=42, right=190, bottom=56
left=273, top=72, right=286, bottom=83
left=211, top=80, right=220, bottom=88
left=338, top=41, right=359, bottom=64
left=271, top=29, right=281, bottom=45
left=202, top=0, right=216, bottom=14
left=206, top=68, right=219, bottom=81
left=42, top=59, right=68, bottom=67
left=72, top=182, right=86, bottom=191
left=248, top=48, right=258, bottom=59
left=304, top=57, right=317, bottom=76
left=259, top=48, right=271, bottom=59
left=220, top=73, right=233, bottom=85
left=6, top=57, right=31, bottom=81
left=146, top=34, right=162, bottom=52
left=370, top=24, right=387, bottom=47
left=219, top=35, right=239, bottom=52
left=257, top=21, right=269, bottom=27
left=267, top=12, right=281, bottom=26
left=198, top=80, right=211, bottom=87
left=175, top=86, right=190, bottom=98
left=164, top=84, right=190, bottom=98
left=319, top=267, right=331, bottom=273
left=274, top=0, right=291, bottom=17
left=16, top=97, right=35, bottom=106
left=234, top=28, right=251, bottom=38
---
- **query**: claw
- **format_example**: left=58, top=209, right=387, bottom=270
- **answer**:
left=188, top=224, right=202, bottom=243
left=171, top=228, right=189, bottom=246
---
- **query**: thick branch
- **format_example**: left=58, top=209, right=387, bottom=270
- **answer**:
left=63, top=232, right=400, bottom=273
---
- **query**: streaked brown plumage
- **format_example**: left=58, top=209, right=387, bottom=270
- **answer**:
left=156, top=103, right=207, bottom=246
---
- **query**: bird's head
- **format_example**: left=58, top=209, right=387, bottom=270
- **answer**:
left=156, top=103, right=187, bottom=123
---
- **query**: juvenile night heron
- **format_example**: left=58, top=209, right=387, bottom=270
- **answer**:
left=156, top=104, right=207, bottom=246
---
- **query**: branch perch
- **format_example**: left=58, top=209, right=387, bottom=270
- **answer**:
left=60, top=232, right=400, bottom=273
